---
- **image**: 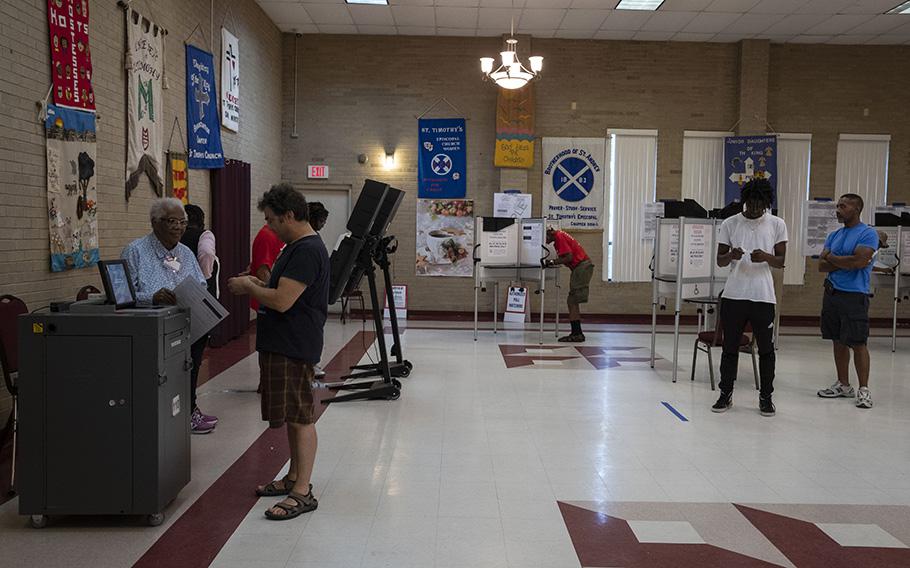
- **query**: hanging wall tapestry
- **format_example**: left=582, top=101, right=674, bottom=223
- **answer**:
left=494, top=84, right=534, bottom=169
left=221, top=27, right=240, bottom=132
left=47, top=0, right=96, bottom=112
left=125, top=10, right=165, bottom=198
left=417, top=118, right=466, bottom=199
left=45, top=103, right=99, bottom=272
left=167, top=151, right=189, bottom=204
left=186, top=43, right=225, bottom=169
left=542, top=137, right=606, bottom=230
left=724, top=135, right=778, bottom=207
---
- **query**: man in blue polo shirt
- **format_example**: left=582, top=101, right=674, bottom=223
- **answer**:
left=817, top=194, right=878, bottom=409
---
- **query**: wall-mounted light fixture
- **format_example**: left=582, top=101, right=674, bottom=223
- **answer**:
left=384, top=152, right=395, bottom=169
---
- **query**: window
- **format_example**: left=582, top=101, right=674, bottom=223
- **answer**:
left=835, top=134, right=890, bottom=225
left=681, top=131, right=732, bottom=210
left=775, top=134, right=812, bottom=285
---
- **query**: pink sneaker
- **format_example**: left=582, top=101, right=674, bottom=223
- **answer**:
left=191, top=408, right=215, bottom=434
left=195, top=407, right=219, bottom=425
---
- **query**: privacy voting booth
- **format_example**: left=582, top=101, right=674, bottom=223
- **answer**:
left=650, top=217, right=730, bottom=382
left=870, top=219, right=910, bottom=352
left=472, top=217, right=560, bottom=345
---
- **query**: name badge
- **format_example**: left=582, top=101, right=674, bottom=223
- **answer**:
left=164, top=258, right=182, bottom=272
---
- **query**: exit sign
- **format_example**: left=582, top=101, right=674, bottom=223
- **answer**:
left=307, top=165, right=329, bottom=179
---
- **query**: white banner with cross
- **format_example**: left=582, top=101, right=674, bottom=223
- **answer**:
left=542, top=137, right=606, bottom=230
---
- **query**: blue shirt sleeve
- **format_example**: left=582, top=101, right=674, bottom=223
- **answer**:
left=858, top=227, right=878, bottom=251
left=823, top=230, right=835, bottom=252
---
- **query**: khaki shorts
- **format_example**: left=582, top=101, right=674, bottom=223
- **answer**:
left=568, top=260, right=594, bottom=304
left=259, top=352, right=316, bottom=427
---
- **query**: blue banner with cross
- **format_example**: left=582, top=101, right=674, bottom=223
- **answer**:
left=724, top=135, right=777, bottom=208
left=418, top=118, right=466, bottom=199
left=186, top=44, right=225, bottom=169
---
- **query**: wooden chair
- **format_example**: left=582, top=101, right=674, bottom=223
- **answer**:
left=75, top=284, right=101, bottom=301
left=0, top=295, right=28, bottom=494
left=690, top=301, right=759, bottom=391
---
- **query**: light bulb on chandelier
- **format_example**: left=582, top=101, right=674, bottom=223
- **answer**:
left=479, top=9, right=542, bottom=90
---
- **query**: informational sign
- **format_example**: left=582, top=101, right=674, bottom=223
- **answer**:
left=641, top=202, right=665, bottom=240
left=220, top=28, right=240, bottom=132
left=125, top=10, right=164, bottom=197
left=307, top=165, right=329, bottom=179
left=684, top=223, right=712, bottom=278
left=416, top=199, right=474, bottom=277
left=901, top=230, right=910, bottom=274
left=503, top=286, right=528, bottom=324
left=418, top=118, right=466, bottom=198
left=724, top=135, right=777, bottom=207
left=383, top=285, right=407, bottom=320
left=803, top=200, right=840, bottom=256
left=186, top=44, right=225, bottom=169
left=542, top=137, right=606, bottom=230
left=494, top=192, right=532, bottom=218
left=47, top=0, right=95, bottom=112
left=494, top=85, right=534, bottom=169
left=520, top=220, right=545, bottom=265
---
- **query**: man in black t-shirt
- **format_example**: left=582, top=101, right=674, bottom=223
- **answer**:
left=227, top=183, right=330, bottom=521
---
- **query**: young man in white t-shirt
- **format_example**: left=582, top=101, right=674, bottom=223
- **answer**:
left=712, top=178, right=788, bottom=416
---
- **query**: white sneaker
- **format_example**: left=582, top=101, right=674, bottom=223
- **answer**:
left=817, top=381, right=855, bottom=398
left=856, top=387, right=873, bottom=409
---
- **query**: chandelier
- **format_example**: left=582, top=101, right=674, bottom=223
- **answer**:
left=479, top=14, right=542, bottom=90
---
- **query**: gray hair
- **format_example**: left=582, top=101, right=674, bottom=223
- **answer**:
left=149, top=198, right=187, bottom=222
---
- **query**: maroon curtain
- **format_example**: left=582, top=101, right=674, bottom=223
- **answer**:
left=210, top=160, right=251, bottom=347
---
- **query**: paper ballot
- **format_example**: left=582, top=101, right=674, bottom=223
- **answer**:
left=174, top=278, right=229, bottom=343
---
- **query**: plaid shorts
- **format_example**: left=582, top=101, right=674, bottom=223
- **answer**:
left=259, top=352, right=316, bottom=427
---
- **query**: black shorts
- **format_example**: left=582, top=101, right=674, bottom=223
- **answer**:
left=820, top=288, right=870, bottom=346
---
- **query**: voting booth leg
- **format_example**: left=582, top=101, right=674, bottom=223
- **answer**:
left=494, top=282, right=499, bottom=334
left=893, top=297, right=899, bottom=353
left=473, top=284, right=479, bottom=341
left=650, top=301, right=658, bottom=369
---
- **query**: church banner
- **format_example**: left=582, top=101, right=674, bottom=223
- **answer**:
left=47, top=0, right=96, bottom=112
left=125, top=10, right=164, bottom=198
left=45, top=104, right=99, bottom=272
left=167, top=151, right=189, bottom=204
left=418, top=118, right=466, bottom=199
left=724, top=135, right=777, bottom=207
left=542, top=137, right=606, bottom=230
left=221, top=28, right=240, bottom=132
left=494, top=85, right=534, bottom=168
left=186, top=44, right=225, bottom=169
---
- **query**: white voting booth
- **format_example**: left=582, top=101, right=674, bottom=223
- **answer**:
left=870, top=224, right=910, bottom=352
left=650, top=217, right=730, bottom=382
left=473, top=217, right=561, bottom=344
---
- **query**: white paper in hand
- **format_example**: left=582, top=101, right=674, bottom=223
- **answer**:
left=173, top=279, right=229, bottom=343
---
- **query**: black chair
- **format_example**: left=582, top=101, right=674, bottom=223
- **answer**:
left=75, top=284, right=101, bottom=301
left=0, top=295, right=28, bottom=494
left=690, top=300, right=759, bottom=391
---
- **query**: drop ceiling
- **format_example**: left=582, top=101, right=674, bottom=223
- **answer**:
left=255, top=0, right=910, bottom=44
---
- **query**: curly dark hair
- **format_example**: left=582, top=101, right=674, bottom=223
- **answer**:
left=184, top=204, right=205, bottom=229
left=308, top=201, right=329, bottom=230
left=258, top=182, right=309, bottom=222
left=741, top=178, right=774, bottom=209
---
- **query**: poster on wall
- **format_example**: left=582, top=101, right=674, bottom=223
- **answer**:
left=47, top=0, right=96, bottom=112
left=220, top=28, right=240, bottom=132
left=494, top=85, right=534, bottom=168
left=125, top=10, right=165, bottom=198
left=803, top=199, right=840, bottom=256
left=416, top=199, right=474, bottom=277
left=418, top=118, right=466, bottom=198
left=542, top=137, right=606, bottom=230
left=493, top=192, right=532, bottom=218
left=186, top=44, right=225, bottom=169
left=45, top=104, right=99, bottom=272
left=167, top=151, right=189, bottom=204
left=724, top=135, right=777, bottom=207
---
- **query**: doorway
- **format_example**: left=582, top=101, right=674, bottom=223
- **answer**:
left=296, top=184, right=351, bottom=313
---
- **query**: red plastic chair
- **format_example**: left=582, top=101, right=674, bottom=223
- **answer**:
left=690, top=301, right=759, bottom=391
left=0, top=295, right=28, bottom=494
left=75, top=284, right=101, bottom=301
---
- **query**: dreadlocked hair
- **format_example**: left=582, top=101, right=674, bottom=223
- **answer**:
left=741, top=178, right=774, bottom=209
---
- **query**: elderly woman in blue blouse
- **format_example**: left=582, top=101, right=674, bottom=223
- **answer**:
left=121, top=197, right=213, bottom=434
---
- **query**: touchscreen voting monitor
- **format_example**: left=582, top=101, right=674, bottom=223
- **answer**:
left=98, top=260, right=138, bottom=308
left=347, top=179, right=389, bottom=237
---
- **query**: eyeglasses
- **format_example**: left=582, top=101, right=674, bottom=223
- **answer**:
left=159, top=217, right=188, bottom=228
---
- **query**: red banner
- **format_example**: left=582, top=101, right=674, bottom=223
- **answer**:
left=47, top=0, right=95, bottom=112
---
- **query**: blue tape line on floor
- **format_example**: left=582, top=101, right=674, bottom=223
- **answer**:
left=661, top=401, right=688, bottom=422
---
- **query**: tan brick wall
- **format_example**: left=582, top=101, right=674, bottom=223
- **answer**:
left=0, top=0, right=282, bottom=309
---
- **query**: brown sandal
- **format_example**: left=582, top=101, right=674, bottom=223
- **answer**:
left=264, top=490, right=318, bottom=521
left=256, top=474, right=294, bottom=497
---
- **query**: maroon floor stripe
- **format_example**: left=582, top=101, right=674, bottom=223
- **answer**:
left=132, top=331, right=376, bottom=568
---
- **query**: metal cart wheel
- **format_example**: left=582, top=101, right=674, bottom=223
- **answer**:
left=147, top=513, right=165, bottom=527
left=29, top=515, right=47, bottom=529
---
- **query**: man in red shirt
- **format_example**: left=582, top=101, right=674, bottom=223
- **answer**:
left=250, top=224, right=285, bottom=311
left=545, top=227, right=594, bottom=342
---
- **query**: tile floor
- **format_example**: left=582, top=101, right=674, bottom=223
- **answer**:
left=2, top=321, right=910, bottom=567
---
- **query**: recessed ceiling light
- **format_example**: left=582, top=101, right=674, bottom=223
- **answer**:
left=345, top=0, right=389, bottom=5
left=615, top=0, right=665, bottom=10
left=886, top=1, right=910, bottom=14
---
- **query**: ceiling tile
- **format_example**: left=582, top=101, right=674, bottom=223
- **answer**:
left=435, top=0, right=482, bottom=6
left=826, top=34, right=877, bottom=44
left=525, top=0, right=572, bottom=7
left=475, top=28, right=506, bottom=35
left=258, top=2, right=313, bottom=25
left=397, top=25, right=437, bottom=35
left=705, top=0, right=760, bottom=12
left=600, top=10, right=652, bottom=30
left=479, top=0, right=527, bottom=6
left=838, top=0, right=907, bottom=14
left=710, top=32, right=760, bottom=41
left=554, top=29, right=597, bottom=38
left=391, top=6, right=435, bottom=26
left=435, top=7, right=479, bottom=28
left=435, top=27, right=476, bottom=35
left=682, top=12, right=740, bottom=33
left=518, top=8, right=568, bottom=29
left=805, top=15, right=875, bottom=35
left=477, top=7, right=515, bottom=28
left=524, top=29, right=556, bottom=38
left=593, top=29, right=637, bottom=39
left=639, top=11, right=699, bottom=32
left=304, top=4, right=354, bottom=25
left=788, top=34, right=831, bottom=43
left=794, top=0, right=855, bottom=14
left=356, top=24, right=398, bottom=34
left=750, top=33, right=793, bottom=41
left=661, top=0, right=714, bottom=10
left=571, top=0, right=613, bottom=6
left=280, top=23, right=319, bottom=33
left=762, top=13, right=829, bottom=34
left=846, top=15, right=907, bottom=35
left=389, top=0, right=433, bottom=5
left=348, top=5, right=395, bottom=26
left=559, top=9, right=611, bottom=30
left=867, top=34, right=910, bottom=44
left=634, top=30, right=676, bottom=40
left=749, top=0, right=810, bottom=14
left=721, top=13, right=784, bottom=34
left=673, top=31, right=717, bottom=41
left=316, top=24, right=359, bottom=34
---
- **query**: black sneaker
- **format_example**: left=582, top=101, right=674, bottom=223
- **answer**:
left=711, top=391, right=733, bottom=413
left=759, top=396, right=775, bottom=417
left=557, top=333, right=586, bottom=343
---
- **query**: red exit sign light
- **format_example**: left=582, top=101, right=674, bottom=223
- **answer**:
left=307, top=165, right=329, bottom=179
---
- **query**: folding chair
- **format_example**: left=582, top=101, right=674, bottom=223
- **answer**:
left=690, top=300, right=759, bottom=391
